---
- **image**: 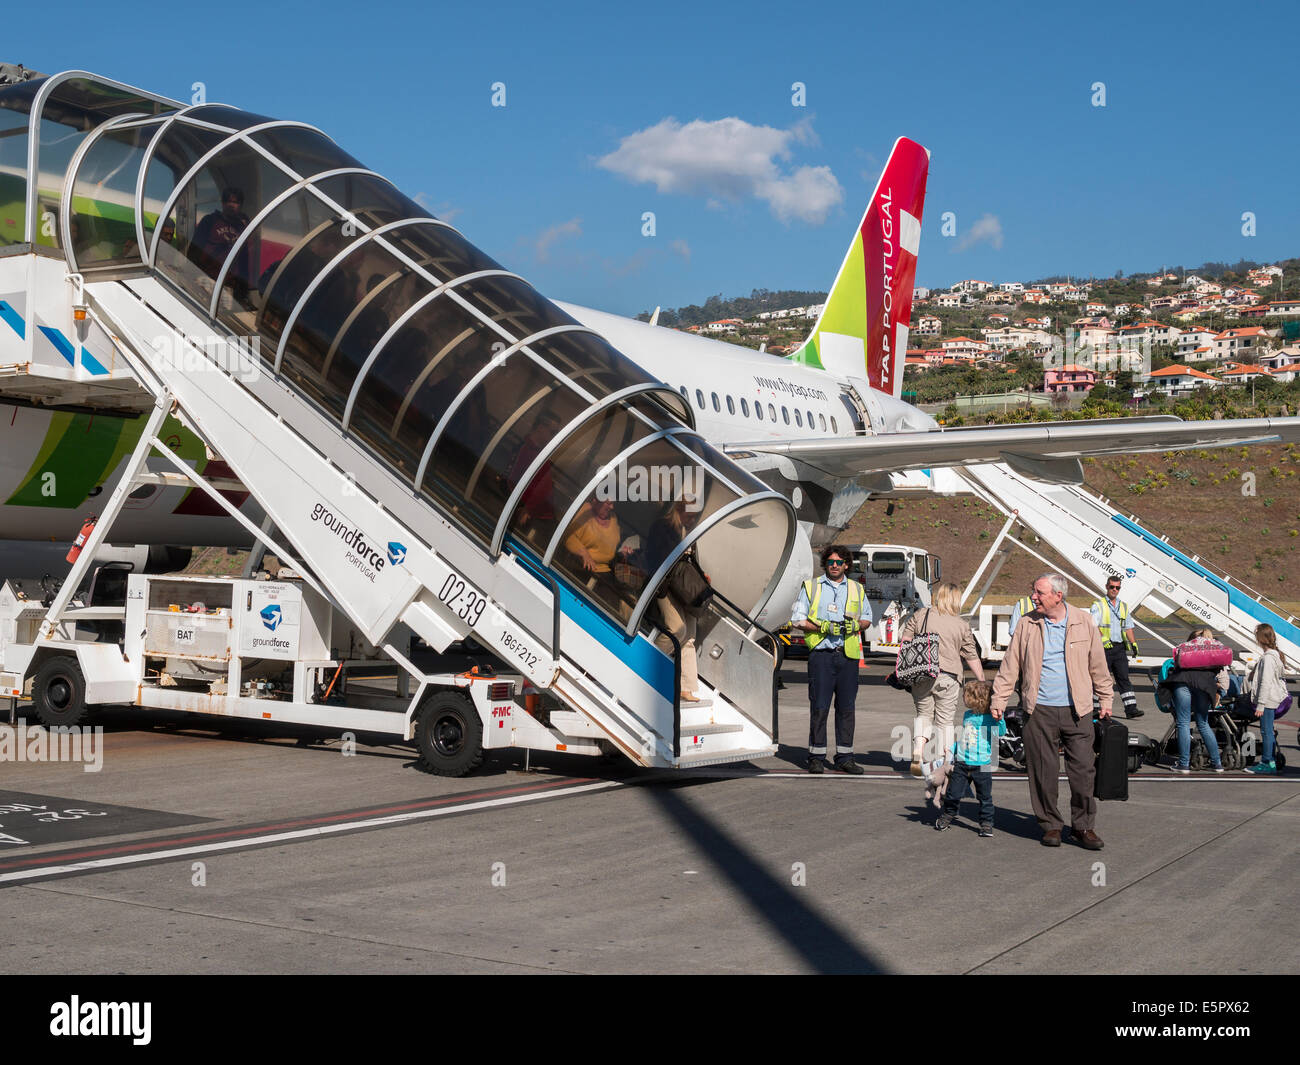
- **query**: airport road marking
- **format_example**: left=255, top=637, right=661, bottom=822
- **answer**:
left=0, top=777, right=622, bottom=886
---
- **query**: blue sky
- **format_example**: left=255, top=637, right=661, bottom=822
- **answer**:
left=28, top=0, right=1300, bottom=316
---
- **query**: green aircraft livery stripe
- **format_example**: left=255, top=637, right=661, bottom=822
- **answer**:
left=6, top=413, right=208, bottom=509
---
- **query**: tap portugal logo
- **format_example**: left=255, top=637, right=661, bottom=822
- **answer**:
left=260, top=604, right=283, bottom=631
left=387, top=542, right=407, bottom=566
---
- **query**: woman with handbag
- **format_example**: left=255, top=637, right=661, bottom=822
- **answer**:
left=647, top=498, right=709, bottom=703
left=1245, top=623, right=1288, bottom=775
left=1161, top=627, right=1231, bottom=773
left=897, top=582, right=986, bottom=778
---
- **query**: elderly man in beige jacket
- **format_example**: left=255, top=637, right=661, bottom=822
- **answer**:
left=992, top=572, right=1113, bottom=850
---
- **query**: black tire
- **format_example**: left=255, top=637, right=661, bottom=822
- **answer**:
left=414, top=691, right=484, bottom=777
left=31, top=656, right=88, bottom=728
left=1276, top=749, right=1286, bottom=771
left=1127, top=751, right=1143, bottom=775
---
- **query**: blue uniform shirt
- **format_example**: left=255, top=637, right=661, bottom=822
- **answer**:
left=792, top=573, right=871, bottom=652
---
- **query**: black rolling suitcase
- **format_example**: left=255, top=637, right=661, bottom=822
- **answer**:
left=1093, top=716, right=1129, bottom=801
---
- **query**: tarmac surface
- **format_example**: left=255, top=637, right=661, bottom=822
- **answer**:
left=1, top=656, right=1296, bottom=975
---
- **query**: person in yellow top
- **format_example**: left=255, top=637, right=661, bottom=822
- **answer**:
left=564, top=497, right=622, bottom=573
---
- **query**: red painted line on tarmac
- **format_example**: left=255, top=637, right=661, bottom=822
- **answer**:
left=0, top=776, right=593, bottom=872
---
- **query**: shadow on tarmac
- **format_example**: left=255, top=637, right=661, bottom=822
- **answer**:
left=645, top=779, right=887, bottom=974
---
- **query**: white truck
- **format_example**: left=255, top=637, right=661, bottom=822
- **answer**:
left=0, top=571, right=620, bottom=776
left=848, top=544, right=941, bottom=656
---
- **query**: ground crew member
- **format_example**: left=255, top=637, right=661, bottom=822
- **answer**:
left=1090, top=575, right=1143, bottom=718
left=1007, top=594, right=1034, bottom=637
left=792, top=545, right=871, bottom=774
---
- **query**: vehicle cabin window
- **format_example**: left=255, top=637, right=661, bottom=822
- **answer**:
left=695, top=389, right=705, bottom=409
left=678, top=385, right=687, bottom=399
left=755, top=402, right=763, bottom=421
left=793, top=409, right=802, bottom=427
left=740, top=398, right=750, bottom=417
left=871, top=552, right=907, bottom=574
left=781, top=406, right=789, bottom=425
left=806, top=410, right=814, bottom=429
left=819, top=413, right=827, bottom=431
left=830, top=416, right=838, bottom=433
left=711, top=392, right=720, bottom=412
left=726, top=395, right=735, bottom=415
left=767, top=403, right=776, bottom=421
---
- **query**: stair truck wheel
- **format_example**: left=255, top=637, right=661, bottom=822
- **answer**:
left=415, top=691, right=484, bottom=777
left=31, top=656, right=89, bottom=728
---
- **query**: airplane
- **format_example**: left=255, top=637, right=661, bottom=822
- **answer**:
left=2, top=74, right=1298, bottom=632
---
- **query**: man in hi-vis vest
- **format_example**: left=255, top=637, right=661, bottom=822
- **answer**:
left=792, top=545, right=871, bottom=774
left=1090, top=575, right=1143, bottom=718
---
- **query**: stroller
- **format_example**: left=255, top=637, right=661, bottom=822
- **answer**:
left=1147, top=669, right=1290, bottom=771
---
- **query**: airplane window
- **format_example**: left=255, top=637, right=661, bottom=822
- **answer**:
left=711, top=392, right=720, bottom=412
left=755, top=402, right=763, bottom=421
left=741, top=398, right=749, bottom=417
left=726, top=395, right=735, bottom=415
left=695, top=389, right=705, bottom=409
left=806, top=409, right=814, bottom=428
left=768, top=403, right=776, bottom=421
left=819, top=413, right=827, bottom=431
left=781, top=406, right=790, bottom=425
left=830, top=416, right=838, bottom=433
left=794, top=409, right=802, bottom=427
left=678, top=385, right=687, bottom=398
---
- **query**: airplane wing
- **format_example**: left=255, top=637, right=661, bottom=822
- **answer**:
left=723, top=416, right=1300, bottom=485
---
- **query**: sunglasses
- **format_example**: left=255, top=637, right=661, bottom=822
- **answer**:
left=824, top=559, right=847, bottom=566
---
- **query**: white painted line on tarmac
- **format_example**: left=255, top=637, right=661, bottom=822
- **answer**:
left=0, top=779, right=623, bottom=885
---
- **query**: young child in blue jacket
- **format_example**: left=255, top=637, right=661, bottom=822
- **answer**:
left=935, top=680, right=1006, bottom=837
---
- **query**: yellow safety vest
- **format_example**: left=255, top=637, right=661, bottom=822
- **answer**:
left=803, top=578, right=865, bottom=659
left=1016, top=596, right=1034, bottom=616
left=1093, top=599, right=1132, bottom=649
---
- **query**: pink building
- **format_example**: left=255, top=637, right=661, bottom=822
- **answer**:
left=1044, top=365, right=1097, bottom=393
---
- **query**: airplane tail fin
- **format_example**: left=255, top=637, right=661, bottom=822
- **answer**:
left=788, top=137, right=929, bottom=399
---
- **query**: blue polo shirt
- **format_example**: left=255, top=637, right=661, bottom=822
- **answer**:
left=1036, top=614, right=1072, bottom=706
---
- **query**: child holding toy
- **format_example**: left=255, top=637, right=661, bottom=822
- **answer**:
left=934, top=680, right=1005, bottom=837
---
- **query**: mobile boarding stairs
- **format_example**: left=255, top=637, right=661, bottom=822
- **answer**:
left=0, top=71, right=796, bottom=773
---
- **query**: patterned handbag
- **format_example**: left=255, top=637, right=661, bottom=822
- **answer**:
left=895, top=608, right=941, bottom=687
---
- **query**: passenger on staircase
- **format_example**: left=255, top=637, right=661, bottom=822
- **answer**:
left=647, top=498, right=708, bottom=704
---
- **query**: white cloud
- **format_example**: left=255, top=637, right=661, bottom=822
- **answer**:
left=954, top=213, right=1004, bottom=252
left=597, top=117, right=843, bottom=224
left=669, top=238, right=691, bottom=262
left=533, top=217, right=582, bottom=262
left=414, top=192, right=462, bottom=223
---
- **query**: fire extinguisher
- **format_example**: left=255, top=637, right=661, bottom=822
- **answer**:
left=67, top=516, right=97, bottom=564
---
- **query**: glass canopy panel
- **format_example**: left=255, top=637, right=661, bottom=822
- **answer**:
left=180, top=105, right=275, bottom=131
left=140, top=122, right=229, bottom=248
left=68, top=119, right=166, bottom=269
left=385, top=223, right=502, bottom=286
left=526, top=330, right=663, bottom=403
left=421, top=354, right=589, bottom=544
left=668, top=432, right=775, bottom=499
left=261, top=214, right=368, bottom=389
left=0, top=83, right=37, bottom=247
left=248, top=125, right=362, bottom=178
left=347, top=284, right=501, bottom=480
left=162, top=138, right=298, bottom=314
left=549, top=433, right=712, bottom=623
left=34, top=78, right=171, bottom=250
left=534, top=393, right=675, bottom=553
left=456, top=274, right=576, bottom=342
